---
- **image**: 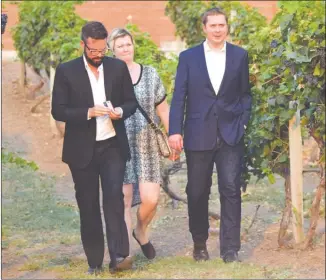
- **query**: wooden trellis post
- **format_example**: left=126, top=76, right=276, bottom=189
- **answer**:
left=49, top=54, right=64, bottom=137
left=20, top=59, right=26, bottom=95
left=289, top=101, right=304, bottom=243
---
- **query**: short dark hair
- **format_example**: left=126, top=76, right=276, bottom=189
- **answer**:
left=201, top=7, right=228, bottom=26
left=81, top=21, right=108, bottom=42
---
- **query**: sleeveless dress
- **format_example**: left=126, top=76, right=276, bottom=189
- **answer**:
left=123, top=65, right=167, bottom=206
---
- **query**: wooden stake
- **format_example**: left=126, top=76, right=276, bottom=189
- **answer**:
left=19, top=60, right=26, bottom=95
left=49, top=56, right=65, bottom=137
left=289, top=101, right=304, bottom=243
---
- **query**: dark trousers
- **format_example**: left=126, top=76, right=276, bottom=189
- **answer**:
left=69, top=137, right=129, bottom=268
left=185, top=132, right=244, bottom=256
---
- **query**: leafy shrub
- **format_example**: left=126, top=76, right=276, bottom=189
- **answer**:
left=1, top=150, right=39, bottom=171
left=245, top=1, right=325, bottom=182
left=12, top=1, right=86, bottom=76
left=165, top=0, right=267, bottom=48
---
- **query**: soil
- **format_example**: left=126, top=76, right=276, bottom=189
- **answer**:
left=1, top=60, right=325, bottom=279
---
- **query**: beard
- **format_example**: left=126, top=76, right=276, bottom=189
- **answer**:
left=84, top=51, right=104, bottom=68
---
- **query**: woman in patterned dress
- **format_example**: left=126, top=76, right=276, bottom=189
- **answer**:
left=108, top=28, right=171, bottom=259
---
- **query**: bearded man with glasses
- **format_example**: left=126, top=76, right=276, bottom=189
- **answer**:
left=51, top=21, right=137, bottom=275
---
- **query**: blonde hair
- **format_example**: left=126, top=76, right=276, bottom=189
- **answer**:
left=108, top=28, right=134, bottom=52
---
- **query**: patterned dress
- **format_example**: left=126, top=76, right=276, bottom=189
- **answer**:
left=123, top=65, right=167, bottom=206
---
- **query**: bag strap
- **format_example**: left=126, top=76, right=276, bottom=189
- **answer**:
left=137, top=103, right=159, bottom=130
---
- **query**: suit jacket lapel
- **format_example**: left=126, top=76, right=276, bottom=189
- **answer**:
left=103, top=57, right=112, bottom=102
left=77, top=57, right=94, bottom=107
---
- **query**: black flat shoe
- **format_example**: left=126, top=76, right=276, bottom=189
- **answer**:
left=132, top=229, right=156, bottom=259
left=87, top=266, right=103, bottom=275
left=193, top=247, right=209, bottom=261
left=109, top=256, right=132, bottom=273
left=222, top=251, right=241, bottom=263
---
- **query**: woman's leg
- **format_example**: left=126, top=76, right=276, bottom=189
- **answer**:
left=123, top=184, right=133, bottom=253
left=134, top=182, right=160, bottom=244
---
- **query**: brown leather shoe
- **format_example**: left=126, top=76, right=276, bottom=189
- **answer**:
left=109, top=256, right=132, bottom=273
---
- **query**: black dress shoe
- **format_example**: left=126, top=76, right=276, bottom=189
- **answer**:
left=87, top=266, right=103, bottom=275
left=109, top=256, right=132, bottom=273
left=222, top=251, right=240, bottom=263
left=132, top=229, right=156, bottom=259
left=193, top=247, right=209, bottom=261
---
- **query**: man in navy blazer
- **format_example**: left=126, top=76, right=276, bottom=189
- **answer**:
left=169, top=8, right=252, bottom=263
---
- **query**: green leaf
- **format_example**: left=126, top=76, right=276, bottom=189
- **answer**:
left=268, top=97, right=276, bottom=106
left=286, top=52, right=297, bottom=60
left=279, top=110, right=293, bottom=123
left=263, top=145, right=270, bottom=156
left=279, top=14, right=294, bottom=31
left=278, top=154, right=288, bottom=163
left=313, top=61, right=321, bottom=76
left=268, top=173, right=276, bottom=184
left=279, top=1, right=300, bottom=14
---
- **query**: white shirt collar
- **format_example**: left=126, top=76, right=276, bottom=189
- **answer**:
left=83, top=54, right=103, bottom=72
left=203, top=40, right=226, bottom=53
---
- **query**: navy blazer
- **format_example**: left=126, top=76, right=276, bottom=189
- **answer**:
left=169, top=42, right=252, bottom=150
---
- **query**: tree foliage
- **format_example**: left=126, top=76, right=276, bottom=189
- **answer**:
left=165, top=0, right=267, bottom=48
left=12, top=1, right=86, bottom=76
left=245, top=1, right=325, bottom=182
left=12, top=2, right=177, bottom=100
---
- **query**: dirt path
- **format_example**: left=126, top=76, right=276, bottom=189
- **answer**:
left=2, top=61, right=325, bottom=279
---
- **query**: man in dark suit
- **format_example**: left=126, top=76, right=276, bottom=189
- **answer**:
left=51, top=21, right=137, bottom=274
left=169, top=8, right=252, bottom=263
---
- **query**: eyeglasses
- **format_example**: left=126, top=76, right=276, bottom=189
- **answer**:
left=84, top=43, right=108, bottom=55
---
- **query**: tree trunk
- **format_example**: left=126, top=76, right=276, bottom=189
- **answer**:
left=302, top=175, right=325, bottom=249
left=278, top=174, right=293, bottom=248
left=25, top=80, right=44, bottom=100
left=19, top=60, right=26, bottom=95
left=30, top=94, right=50, bottom=113
left=303, top=132, right=325, bottom=249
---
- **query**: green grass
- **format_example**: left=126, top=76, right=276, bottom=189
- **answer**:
left=41, top=255, right=294, bottom=279
left=2, top=150, right=80, bottom=252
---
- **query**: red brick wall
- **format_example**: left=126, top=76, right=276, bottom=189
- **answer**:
left=1, top=1, right=277, bottom=51
left=75, top=1, right=176, bottom=46
left=244, top=1, right=278, bottom=21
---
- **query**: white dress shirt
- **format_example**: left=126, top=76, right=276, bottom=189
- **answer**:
left=83, top=55, right=116, bottom=141
left=203, top=40, right=226, bottom=95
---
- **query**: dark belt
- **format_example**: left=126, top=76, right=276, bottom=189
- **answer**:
left=95, top=136, right=117, bottom=145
